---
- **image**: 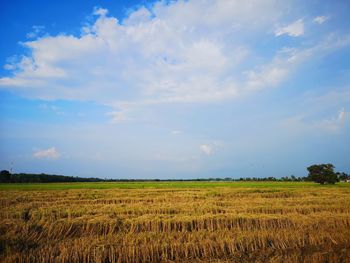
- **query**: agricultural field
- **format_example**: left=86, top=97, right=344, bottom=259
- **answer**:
left=1, top=182, right=350, bottom=262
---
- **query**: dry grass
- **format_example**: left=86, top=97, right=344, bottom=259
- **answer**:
left=1, top=184, right=350, bottom=262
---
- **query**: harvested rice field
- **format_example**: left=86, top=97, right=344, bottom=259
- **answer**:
left=1, top=182, right=350, bottom=262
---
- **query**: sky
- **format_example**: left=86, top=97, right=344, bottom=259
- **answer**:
left=0, top=0, right=350, bottom=179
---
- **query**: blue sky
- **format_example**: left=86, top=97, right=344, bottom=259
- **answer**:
left=0, top=0, right=349, bottom=179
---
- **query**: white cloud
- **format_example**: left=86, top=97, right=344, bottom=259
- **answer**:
left=38, top=103, right=64, bottom=115
left=33, top=147, right=60, bottom=159
left=313, top=110, right=348, bottom=132
left=124, top=7, right=152, bottom=26
left=26, top=25, right=45, bottom=39
left=93, top=7, right=108, bottom=16
left=301, top=88, right=350, bottom=112
left=0, top=1, right=285, bottom=103
left=171, top=130, right=181, bottom=135
left=245, top=67, right=288, bottom=91
left=313, top=16, right=329, bottom=24
left=275, top=19, right=304, bottom=37
left=200, top=145, right=213, bottom=155
left=0, top=2, right=349, bottom=122
left=281, top=88, right=350, bottom=134
left=282, top=113, right=346, bottom=134
left=338, top=108, right=345, bottom=122
left=107, top=108, right=131, bottom=123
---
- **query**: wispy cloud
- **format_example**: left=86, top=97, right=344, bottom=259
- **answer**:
left=33, top=147, right=60, bottom=159
left=281, top=88, right=350, bottom=135
left=26, top=25, right=45, bottom=39
left=171, top=130, right=181, bottom=135
left=38, top=103, right=64, bottom=115
left=200, top=145, right=213, bottom=155
left=338, top=108, right=345, bottom=121
left=93, top=7, right=108, bottom=16
left=275, top=19, right=304, bottom=37
left=313, top=16, right=329, bottom=25
left=107, top=110, right=131, bottom=123
left=283, top=109, right=349, bottom=134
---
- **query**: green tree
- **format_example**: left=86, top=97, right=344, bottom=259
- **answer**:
left=307, top=164, right=338, bottom=184
left=0, top=170, right=11, bottom=183
left=337, top=172, right=350, bottom=181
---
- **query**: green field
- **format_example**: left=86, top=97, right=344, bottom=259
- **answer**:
left=1, top=181, right=349, bottom=191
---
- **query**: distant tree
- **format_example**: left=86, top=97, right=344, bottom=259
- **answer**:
left=267, top=177, right=276, bottom=181
left=337, top=172, right=350, bottom=181
left=0, top=170, right=11, bottom=183
left=307, top=164, right=338, bottom=184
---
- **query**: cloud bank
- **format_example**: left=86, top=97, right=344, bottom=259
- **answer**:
left=0, top=1, right=349, bottom=123
left=0, top=1, right=292, bottom=107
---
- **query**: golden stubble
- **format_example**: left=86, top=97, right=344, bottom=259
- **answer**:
left=1, top=186, right=350, bottom=262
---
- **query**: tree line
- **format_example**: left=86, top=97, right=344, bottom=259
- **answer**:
left=0, top=171, right=104, bottom=183
left=0, top=164, right=349, bottom=184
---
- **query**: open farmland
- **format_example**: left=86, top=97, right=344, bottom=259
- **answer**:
left=1, top=182, right=350, bottom=262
